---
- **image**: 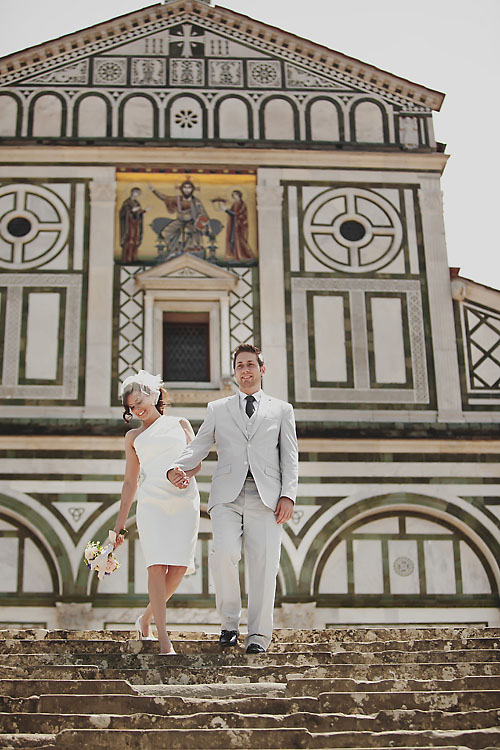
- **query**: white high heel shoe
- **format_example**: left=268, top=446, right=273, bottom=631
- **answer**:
left=134, top=615, right=157, bottom=641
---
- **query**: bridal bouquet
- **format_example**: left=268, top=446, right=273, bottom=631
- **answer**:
left=84, top=530, right=120, bottom=580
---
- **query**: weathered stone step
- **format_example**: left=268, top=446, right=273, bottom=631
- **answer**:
left=51, top=726, right=500, bottom=749
left=0, top=651, right=335, bottom=669
left=287, top=674, right=500, bottom=696
left=0, top=679, right=136, bottom=698
left=3, top=707, right=500, bottom=734
left=1, top=636, right=498, bottom=655
left=3, top=649, right=499, bottom=669
left=2, top=626, right=499, bottom=643
left=0, top=734, right=56, bottom=749
left=3, top=688, right=498, bottom=717
left=4, top=660, right=499, bottom=685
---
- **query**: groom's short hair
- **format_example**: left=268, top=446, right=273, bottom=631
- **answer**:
left=233, top=344, right=264, bottom=370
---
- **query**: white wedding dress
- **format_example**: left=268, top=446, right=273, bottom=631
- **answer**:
left=133, top=415, right=200, bottom=574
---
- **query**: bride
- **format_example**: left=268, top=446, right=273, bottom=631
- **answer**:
left=113, top=370, right=200, bottom=654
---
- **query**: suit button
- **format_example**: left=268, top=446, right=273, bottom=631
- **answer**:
left=243, top=461, right=248, bottom=466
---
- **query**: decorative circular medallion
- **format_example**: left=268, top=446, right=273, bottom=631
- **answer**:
left=174, top=109, right=199, bottom=129
left=393, top=556, right=415, bottom=577
left=250, top=62, right=279, bottom=85
left=96, top=61, right=123, bottom=82
left=0, top=184, right=69, bottom=269
left=302, top=187, right=403, bottom=273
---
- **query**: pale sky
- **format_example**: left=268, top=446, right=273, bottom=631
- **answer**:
left=1, top=0, right=498, bottom=287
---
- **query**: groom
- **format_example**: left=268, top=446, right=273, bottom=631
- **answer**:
left=168, top=344, right=298, bottom=653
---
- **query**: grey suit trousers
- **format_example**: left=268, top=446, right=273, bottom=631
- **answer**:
left=209, top=477, right=282, bottom=650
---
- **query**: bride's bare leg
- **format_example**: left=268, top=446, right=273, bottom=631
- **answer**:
left=147, top=565, right=172, bottom=653
left=141, top=565, right=187, bottom=637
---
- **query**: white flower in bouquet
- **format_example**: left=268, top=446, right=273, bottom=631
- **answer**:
left=83, top=531, right=120, bottom=580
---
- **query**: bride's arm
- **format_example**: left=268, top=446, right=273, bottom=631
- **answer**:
left=114, top=431, right=140, bottom=544
left=179, top=418, right=202, bottom=477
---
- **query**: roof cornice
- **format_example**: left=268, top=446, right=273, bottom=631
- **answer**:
left=0, top=0, right=444, bottom=110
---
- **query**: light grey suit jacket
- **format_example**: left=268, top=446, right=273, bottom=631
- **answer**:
left=173, top=392, right=298, bottom=512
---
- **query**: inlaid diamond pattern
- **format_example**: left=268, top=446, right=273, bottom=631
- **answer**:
left=118, top=266, right=148, bottom=394
left=465, top=305, right=500, bottom=389
left=229, top=269, right=254, bottom=354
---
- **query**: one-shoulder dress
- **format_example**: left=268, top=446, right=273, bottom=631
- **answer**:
left=133, top=414, right=200, bottom=574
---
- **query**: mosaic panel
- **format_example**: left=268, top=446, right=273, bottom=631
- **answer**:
left=169, top=59, right=204, bottom=87
left=131, top=58, right=166, bottom=87
left=208, top=60, right=243, bottom=87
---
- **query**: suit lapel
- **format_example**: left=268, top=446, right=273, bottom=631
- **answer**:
left=226, top=394, right=247, bottom=437
left=250, top=392, right=271, bottom=438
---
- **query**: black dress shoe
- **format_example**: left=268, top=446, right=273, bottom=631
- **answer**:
left=219, top=629, right=238, bottom=647
left=246, top=643, right=266, bottom=654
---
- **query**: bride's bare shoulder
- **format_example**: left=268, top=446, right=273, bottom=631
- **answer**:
left=124, top=426, right=142, bottom=445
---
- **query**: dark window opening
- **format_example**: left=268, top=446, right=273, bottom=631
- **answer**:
left=163, top=312, right=210, bottom=383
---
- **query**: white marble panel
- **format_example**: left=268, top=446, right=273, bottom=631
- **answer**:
left=318, top=540, right=348, bottom=594
left=25, top=292, right=60, bottom=380
left=218, top=98, right=249, bottom=140
left=0, top=538, right=18, bottom=592
left=405, top=517, right=452, bottom=534
left=32, top=94, right=63, bottom=137
left=353, top=101, right=384, bottom=143
left=424, top=540, right=456, bottom=594
left=263, top=99, right=294, bottom=140
left=0, top=95, right=18, bottom=136
left=460, top=542, right=491, bottom=594
left=388, top=540, right=420, bottom=595
left=122, top=96, right=155, bottom=138
left=353, top=539, right=383, bottom=594
left=23, top=539, right=53, bottom=592
left=77, top=95, right=108, bottom=138
left=371, top=296, right=406, bottom=383
left=287, top=186, right=300, bottom=272
left=169, top=96, right=203, bottom=139
left=356, top=517, right=399, bottom=534
left=313, top=295, right=347, bottom=382
left=0, top=519, right=15, bottom=531
left=309, top=100, right=340, bottom=141
left=404, top=189, right=420, bottom=274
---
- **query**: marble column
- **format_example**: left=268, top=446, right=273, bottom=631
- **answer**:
left=257, top=170, right=287, bottom=399
left=419, top=174, right=463, bottom=420
left=85, top=175, right=116, bottom=415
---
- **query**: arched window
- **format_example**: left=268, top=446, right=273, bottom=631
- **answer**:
left=216, top=97, right=251, bottom=140
left=352, top=100, right=387, bottom=143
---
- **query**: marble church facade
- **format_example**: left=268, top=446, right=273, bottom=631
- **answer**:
left=0, top=0, right=499, bottom=631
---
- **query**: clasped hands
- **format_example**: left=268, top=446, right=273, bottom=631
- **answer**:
left=166, top=467, right=294, bottom=525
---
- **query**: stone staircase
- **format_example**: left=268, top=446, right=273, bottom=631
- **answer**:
left=0, top=626, right=499, bottom=749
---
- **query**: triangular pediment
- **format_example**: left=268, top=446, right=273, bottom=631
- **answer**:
left=0, top=0, right=444, bottom=110
left=135, top=253, right=238, bottom=291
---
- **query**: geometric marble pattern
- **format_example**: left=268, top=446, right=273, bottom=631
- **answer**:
left=117, top=266, right=147, bottom=395
left=464, top=304, right=500, bottom=390
left=229, top=268, right=255, bottom=353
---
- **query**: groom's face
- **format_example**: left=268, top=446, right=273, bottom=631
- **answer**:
left=234, top=352, right=265, bottom=394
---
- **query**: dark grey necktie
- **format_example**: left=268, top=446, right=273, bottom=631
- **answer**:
left=245, top=395, right=255, bottom=418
